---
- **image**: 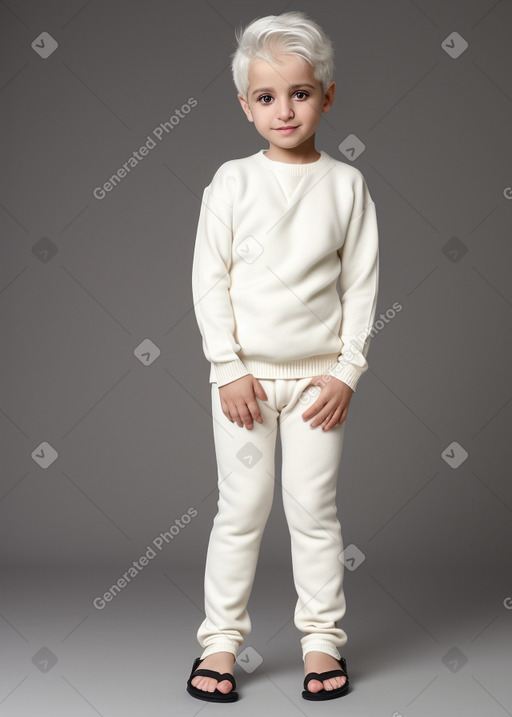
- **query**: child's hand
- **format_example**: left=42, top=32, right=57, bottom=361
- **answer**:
left=218, top=374, right=268, bottom=430
left=301, top=375, right=354, bottom=431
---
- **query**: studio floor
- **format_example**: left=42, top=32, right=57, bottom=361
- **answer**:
left=0, top=565, right=510, bottom=716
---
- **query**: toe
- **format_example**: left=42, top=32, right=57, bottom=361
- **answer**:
left=324, top=675, right=346, bottom=690
left=191, top=676, right=203, bottom=690
left=191, top=676, right=232, bottom=694
left=192, top=676, right=217, bottom=693
left=307, top=678, right=324, bottom=693
left=216, top=679, right=233, bottom=693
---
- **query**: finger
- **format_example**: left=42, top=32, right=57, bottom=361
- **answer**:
left=302, top=396, right=328, bottom=421
left=322, top=408, right=342, bottom=431
left=320, top=406, right=342, bottom=430
left=221, top=399, right=234, bottom=423
left=253, top=380, right=268, bottom=402
left=237, top=404, right=254, bottom=429
left=321, top=411, right=336, bottom=429
left=247, top=398, right=263, bottom=424
left=228, top=402, right=244, bottom=427
left=311, top=399, right=337, bottom=427
left=310, top=406, right=333, bottom=427
left=337, top=408, right=348, bottom=426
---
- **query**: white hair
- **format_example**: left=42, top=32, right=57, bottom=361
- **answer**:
left=230, top=11, right=335, bottom=99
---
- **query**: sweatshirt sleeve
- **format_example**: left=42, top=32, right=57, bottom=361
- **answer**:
left=327, top=189, right=380, bottom=392
left=191, top=184, right=251, bottom=387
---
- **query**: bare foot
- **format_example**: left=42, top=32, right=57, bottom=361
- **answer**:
left=191, top=651, right=235, bottom=694
left=304, top=651, right=346, bottom=693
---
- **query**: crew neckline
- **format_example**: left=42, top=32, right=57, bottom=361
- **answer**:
left=254, top=148, right=332, bottom=175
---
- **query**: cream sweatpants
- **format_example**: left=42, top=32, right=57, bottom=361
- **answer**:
left=197, top=376, right=348, bottom=663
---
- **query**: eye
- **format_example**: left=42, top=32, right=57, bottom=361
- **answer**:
left=257, top=90, right=310, bottom=104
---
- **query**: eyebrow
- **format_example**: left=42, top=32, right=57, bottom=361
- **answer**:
left=251, top=83, right=317, bottom=97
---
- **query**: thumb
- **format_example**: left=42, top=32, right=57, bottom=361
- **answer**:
left=253, top=378, right=268, bottom=401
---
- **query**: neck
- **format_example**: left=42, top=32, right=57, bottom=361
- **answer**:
left=264, top=138, right=321, bottom=164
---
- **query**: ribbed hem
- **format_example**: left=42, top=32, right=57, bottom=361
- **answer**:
left=210, top=354, right=366, bottom=391
left=253, top=148, right=333, bottom=175
left=210, top=353, right=343, bottom=386
left=200, top=642, right=239, bottom=660
left=302, top=642, right=342, bottom=662
left=242, top=353, right=341, bottom=379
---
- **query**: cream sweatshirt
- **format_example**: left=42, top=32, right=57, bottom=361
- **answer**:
left=191, top=148, right=380, bottom=391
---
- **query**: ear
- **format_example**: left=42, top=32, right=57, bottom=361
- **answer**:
left=322, top=81, right=336, bottom=113
left=237, top=93, right=254, bottom=123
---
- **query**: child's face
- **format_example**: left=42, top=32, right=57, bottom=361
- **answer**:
left=237, top=50, right=335, bottom=156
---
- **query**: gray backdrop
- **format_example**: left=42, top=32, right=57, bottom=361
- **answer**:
left=1, top=1, right=511, bottom=715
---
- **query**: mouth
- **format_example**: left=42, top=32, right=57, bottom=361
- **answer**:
left=274, top=126, right=299, bottom=134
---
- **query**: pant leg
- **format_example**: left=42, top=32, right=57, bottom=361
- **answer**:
left=196, top=379, right=279, bottom=659
left=278, top=377, right=348, bottom=663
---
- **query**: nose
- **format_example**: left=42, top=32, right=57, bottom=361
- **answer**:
left=276, top=96, right=294, bottom=121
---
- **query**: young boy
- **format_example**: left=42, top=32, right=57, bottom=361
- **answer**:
left=187, top=10, right=379, bottom=703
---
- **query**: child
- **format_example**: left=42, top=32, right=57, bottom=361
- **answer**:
left=186, top=10, right=379, bottom=703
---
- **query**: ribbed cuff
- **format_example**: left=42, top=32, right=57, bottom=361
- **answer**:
left=327, top=362, right=364, bottom=392
left=212, top=359, right=251, bottom=387
left=200, top=642, right=239, bottom=660
left=302, top=642, right=342, bottom=661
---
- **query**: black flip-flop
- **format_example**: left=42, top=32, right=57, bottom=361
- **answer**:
left=302, top=655, right=350, bottom=700
left=186, top=656, right=239, bottom=702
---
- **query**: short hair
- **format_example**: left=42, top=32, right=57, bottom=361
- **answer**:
left=230, top=11, right=335, bottom=100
